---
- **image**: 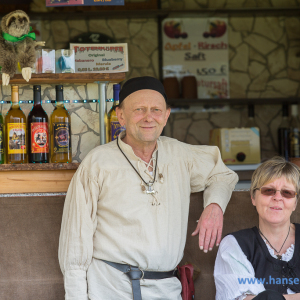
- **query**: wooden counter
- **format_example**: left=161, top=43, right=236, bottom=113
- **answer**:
left=0, top=163, right=79, bottom=194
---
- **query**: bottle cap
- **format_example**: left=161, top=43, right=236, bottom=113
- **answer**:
left=11, top=85, right=19, bottom=92
left=56, top=85, right=63, bottom=91
left=248, top=104, right=254, bottom=118
left=282, top=104, right=288, bottom=117
left=33, top=85, right=41, bottom=91
left=291, top=105, right=298, bottom=117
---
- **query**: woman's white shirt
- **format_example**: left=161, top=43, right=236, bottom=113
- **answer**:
left=214, top=234, right=295, bottom=300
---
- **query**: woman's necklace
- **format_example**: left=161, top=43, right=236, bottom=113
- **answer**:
left=117, top=138, right=158, bottom=194
left=258, top=225, right=291, bottom=260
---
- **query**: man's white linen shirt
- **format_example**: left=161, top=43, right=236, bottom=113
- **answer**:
left=59, top=132, right=238, bottom=300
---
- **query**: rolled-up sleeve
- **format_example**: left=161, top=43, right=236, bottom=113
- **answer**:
left=188, top=145, right=238, bottom=213
left=58, top=165, right=100, bottom=300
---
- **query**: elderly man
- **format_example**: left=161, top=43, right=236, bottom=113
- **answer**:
left=59, top=76, right=238, bottom=300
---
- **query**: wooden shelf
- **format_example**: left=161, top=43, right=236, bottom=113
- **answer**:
left=0, top=73, right=126, bottom=85
left=0, top=7, right=294, bottom=19
left=0, top=163, right=80, bottom=194
left=168, top=97, right=300, bottom=107
left=0, top=162, right=79, bottom=172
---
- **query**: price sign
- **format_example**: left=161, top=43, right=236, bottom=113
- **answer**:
left=162, top=18, right=229, bottom=99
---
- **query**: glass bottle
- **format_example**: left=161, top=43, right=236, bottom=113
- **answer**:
left=108, top=84, right=125, bottom=142
left=278, top=104, right=290, bottom=161
left=0, top=111, right=4, bottom=164
left=5, top=85, right=27, bottom=164
left=50, top=85, right=72, bottom=163
left=289, top=105, right=300, bottom=160
left=245, top=104, right=258, bottom=128
left=28, top=85, right=49, bottom=163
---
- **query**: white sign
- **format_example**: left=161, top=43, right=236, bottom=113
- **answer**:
left=70, top=43, right=128, bottom=73
left=162, top=18, right=229, bottom=99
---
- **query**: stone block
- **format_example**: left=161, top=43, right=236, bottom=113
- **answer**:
left=68, top=20, right=87, bottom=32
left=51, top=21, right=69, bottom=43
left=151, top=50, right=159, bottom=78
left=249, top=47, right=266, bottom=64
left=271, top=0, right=298, bottom=6
left=186, top=134, right=200, bottom=145
left=71, top=113, right=88, bottom=134
left=228, top=25, right=243, bottom=48
left=288, top=68, right=300, bottom=81
left=249, top=69, right=270, bottom=91
left=260, top=89, right=285, bottom=98
left=230, top=72, right=251, bottom=98
left=76, top=86, right=87, bottom=100
left=275, top=70, right=288, bottom=79
left=267, top=47, right=286, bottom=76
left=107, top=19, right=130, bottom=39
left=207, top=0, right=226, bottom=8
left=132, top=20, right=158, bottom=56
left=210, top=109, right=241, bottom=128
left=253, top=17, right=284, bottom=42
left=173, top=118, right=192, bottom=141
left=249, top=61, right=265, bottom=79
left=230, top=17, right=253, bottom=32
left=87, top=83, right=99, bottom=100
left=129, top=21, right=143, bottom=37
left=88, top=19, right=113, bottom=37
left=72, top=135, right=80, bottom=158
left=267, top=79, right=299, bottom=97
left=288, top=48, right=300, bottom=69
left=247, top=91, right=261, bottom=98
left=286, top=17, right=300, bottom=39
left=188, top=120, right=213, bottom=144
left=230, top=43, right=249, bottom=72
left=76, top=107, right=100, bottom=133
left=244, top=34, right=277, bottom=55
left=128, top=44, right=150, bottom=67
left=79, top=131, right=100, bottom=160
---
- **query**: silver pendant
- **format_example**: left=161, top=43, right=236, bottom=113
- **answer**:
left=146, top=183, right=155, bottom=194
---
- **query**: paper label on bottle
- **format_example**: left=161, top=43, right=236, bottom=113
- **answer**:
left=111, top=121, right=125, bottom=141
left=31, top=122, right=49, bottom=153
left=0, top=124, right=3, bottom=154
left=7, top=123, right=26, bottom=154
left=53, top=123, right=71, bottom=153
left=290, top=129, right=300, bottom=157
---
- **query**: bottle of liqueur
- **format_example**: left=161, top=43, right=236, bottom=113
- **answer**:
left=245, top=104, right=258, bottom=128
left=50, top=85, right=72, bottom=163
left=0, top=112, right=4, bottom=164
left=5, top=85, right=27, bottom=164
left=28, top=85, right=49, bottom=163
left=108, top=84, right=125, bottom=142
left=278, top=104, right=290, bottom=161
left=289, top=105, right=300, bottom=160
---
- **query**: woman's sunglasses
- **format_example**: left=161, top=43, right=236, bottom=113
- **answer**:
left=257, top=187, right=297, bottom=199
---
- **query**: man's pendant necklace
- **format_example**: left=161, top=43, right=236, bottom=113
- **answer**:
left=258, top=225, right=291, bottom=260
left=117, top=138, right=158, bottom=194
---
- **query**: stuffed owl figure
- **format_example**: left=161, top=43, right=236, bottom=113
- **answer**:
left=0, top=10, right=45, bottom=86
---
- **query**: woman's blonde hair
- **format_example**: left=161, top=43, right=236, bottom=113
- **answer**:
left=250, top=156, right=300, bottom=200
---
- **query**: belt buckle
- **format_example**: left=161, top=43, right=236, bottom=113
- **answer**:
left=126, top=265, right=144, bottom=280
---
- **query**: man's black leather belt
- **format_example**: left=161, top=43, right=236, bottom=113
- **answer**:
left=101, top=259, right=177, bottom=300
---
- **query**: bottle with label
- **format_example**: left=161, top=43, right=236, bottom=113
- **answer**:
left=28, top=85, right=49, bottom=163
left=108, top=84, right=125, bottom=142
left=0, top=112, right=4, bottom=164
left=50, top=85, right=72, bottom=163
left=5, top=85, right=27, bottom=164
left=278, top=104, right=290, bottom=161
left=245, top=104, right=258, bottom=128
left=289, top=105, right=300, bottom=160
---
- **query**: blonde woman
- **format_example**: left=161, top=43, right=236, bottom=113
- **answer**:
left=214, top=157, right=300, bottom=300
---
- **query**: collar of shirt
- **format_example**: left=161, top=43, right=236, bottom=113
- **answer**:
left=117, top=130, right=159, bottom=163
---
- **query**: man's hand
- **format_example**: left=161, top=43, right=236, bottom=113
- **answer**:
left=191, top=203, right=223, bottom=252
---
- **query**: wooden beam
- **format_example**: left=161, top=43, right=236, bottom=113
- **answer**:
left=0, top=73, right=126, bottom=85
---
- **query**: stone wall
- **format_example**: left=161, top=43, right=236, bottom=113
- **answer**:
left=1, top=0, right=300, bottom=162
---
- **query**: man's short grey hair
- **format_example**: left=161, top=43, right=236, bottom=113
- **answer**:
left=250, top=156, right=300, bottom=201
